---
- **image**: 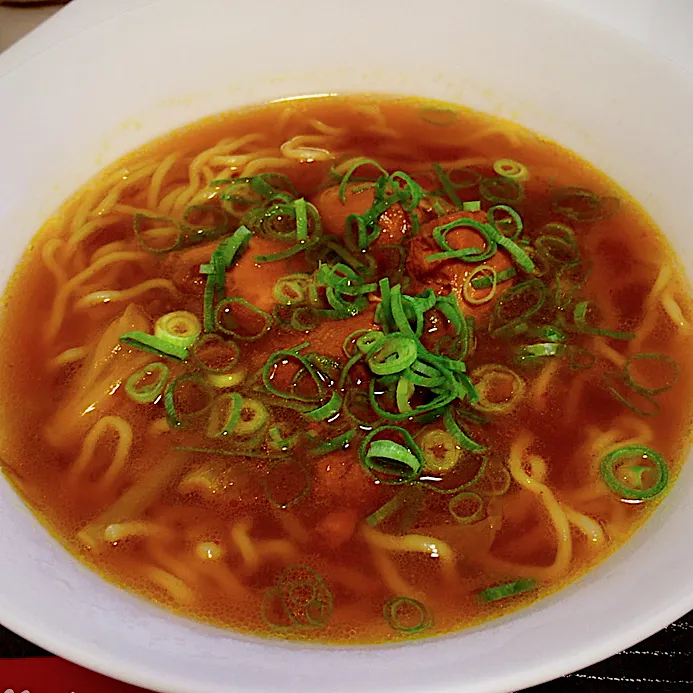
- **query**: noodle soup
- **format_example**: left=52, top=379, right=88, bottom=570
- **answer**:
left=1, top=95, right=691, bottom=643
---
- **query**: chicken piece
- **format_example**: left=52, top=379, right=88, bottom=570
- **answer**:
left=312, top=184, right=410, bottom=247
left=162, top=236, right=301, bottom=313
left=406, top=211, right=515, bottom=311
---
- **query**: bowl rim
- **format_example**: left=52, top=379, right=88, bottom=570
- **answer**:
left=2, top=1, right=693, bottom=692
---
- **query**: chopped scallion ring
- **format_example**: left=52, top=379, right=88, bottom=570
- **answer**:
left=235, top=398, right=269, bottom=436
left=125, top=362, right=169, bottom=404
left=206, top=392, right=243, bottom=438
left=600, top=444, right=668, bottom=500
left=383, top=597, right=432, bottom=633
left=360, top=425, right=424, bottom=484
left=155, top=311, right=201, bottom=349
left=493, top=159, right=528, bottom=181
left=419, top=429, right=460, bottom=473
left=449, top=491, right=485, bottom=525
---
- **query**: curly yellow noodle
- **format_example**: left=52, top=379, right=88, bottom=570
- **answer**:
left=530, top=359, right=561, bottom=412
left=255, top=539, right=299, bottom=564
left=165, top=134, right=265, bottom=214
left=241, top=156, right=295, bottom=177
left=662, top=291, right=693, bottom=331
left=46, top=250, right=151, bottom=341
left=351, top=103, right=400, bottom=138
left=273, top=510, right=310, bottom=545
left=145, top=566, right=195, bottom=604
left=563, top=506, right=605, bottom=546
left=66, top=213, right=124, bottom=252
left=369, top=547, right=421, bottom=600
left=309, top=118, right=346, bottom=136
left=90, top=240, right=138, bottom=263
left=280, top=134, right=335, bottom=161
left=68, top=415, right=133, bottom=489
left=77, top=450, right=190, bottom=551
left=51, top=346, right=89, bottom=369
left=482, top=433, right=573, bottom=581
left=103, top=520, right=172, bottom=543
left=147, top=152, right=180, bottom=209
left=230, top=519, right=260, bottom=573
left=75, top=278, right=176, bottom=310
left=362, top=526, right=457, bottom=583
left=632, top=264, right=672, bottom=350
left=94, top=163, right=160, bottom=217
left=41, top=238, right=68, bottom=291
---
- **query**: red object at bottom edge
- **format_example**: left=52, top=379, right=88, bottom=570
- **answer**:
left=0, top=658, right=153, bottom=693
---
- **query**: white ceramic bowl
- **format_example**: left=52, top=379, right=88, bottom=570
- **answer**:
left=2, top=1, right=693, bottom=692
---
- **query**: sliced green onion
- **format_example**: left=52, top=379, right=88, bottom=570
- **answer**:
left=471, top=265, right=517, bottom=290
left=484, top=223, right=534, bottom=273
left=462, top=200, right=482, bottom=212
left=234, top=398, right=269, bottom=436
left=268, top=424, right=301, bottom=452
left=552, top=187, right=620, bottom=222
left=206, top=392, right=243, bottom=438
left=489, top=279, right=546, bottom=338
left=273, top=273, right=312, bottom=306
left=133, top=213, right=182, bottom=253
left=308, top=429, right=355, bottom=456
left=338, top=158, right=389, bottom=202
left=600, top=445, right=668, bottom=500
left=366, top=491, right=409, bottom=527
left=306, top=391, right=343, bottom=421
left=535, top=235, right=579, bottom=266
left=623, top=352, right=679, bottom=395
left=191, top=333, right=240, bottom=374
left=479, top=578, right=537, bottom=602
left=573, top=301, right=634, bottom=340
left=125, top=362, right=169, bottom=403
left=443, top=407, right=486, bottom=453
left=120, top=331, right=189, bottom=361
left=419, top=428, right=460, bottom=473
left=182, top=204, right=229, bottom=243
left=471, top=364, right=525, bottom=414
left=526, top=325, right=567, bottom=344
left=262, top=565, right=333, bottom=631
left=486, top=204, right=523, bottom=240
left=383, top=597, right=432, bottom=633
left=493, top=159, right=528, bottom=181
left=154, top=311, right=201, bottom=349
left=395, top=376, right=415, bottom=413
left=206, top=366, right=246, bottom=389
left=449, top=491, right=485, bottom=525
left=360, top=426, right=424, bottom=483
left=367, top=335, right=418, bottom=375
left=479, top=177, right=523, bottom=204
left=215, top=297, right=272, bottom=341
left=603, top=371, right=661, bottom=417
left=427, top=217, right=497, bottom=263
left=164, top=373, right=213, bottom=428
left=516, top=342, right=566, bottom=362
